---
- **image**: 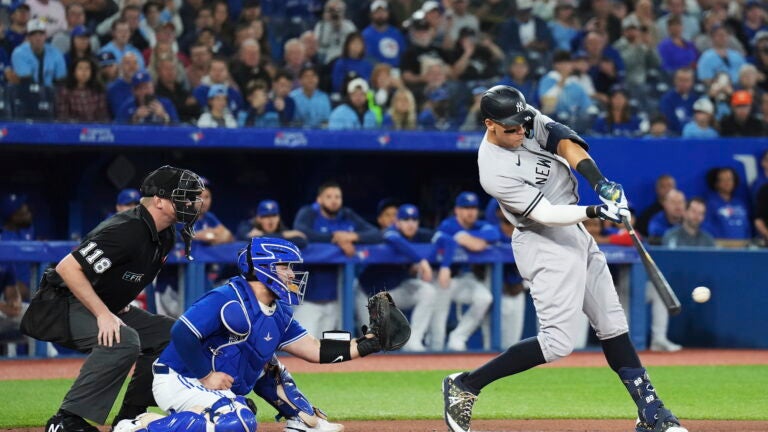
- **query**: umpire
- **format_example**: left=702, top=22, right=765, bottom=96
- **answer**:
left=39, top=166, right=204, bottom=432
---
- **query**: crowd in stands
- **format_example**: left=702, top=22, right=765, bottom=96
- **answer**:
left=0, top=0, right=765, bottom=136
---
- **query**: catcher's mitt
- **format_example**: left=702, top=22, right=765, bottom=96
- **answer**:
left=364, top=291, right=411, bottom=351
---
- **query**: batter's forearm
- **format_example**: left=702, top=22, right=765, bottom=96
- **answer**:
left=527, top=198, right=591, bottom=226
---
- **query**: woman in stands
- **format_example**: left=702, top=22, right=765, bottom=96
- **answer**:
left=55, top=57, right=110, bottom=123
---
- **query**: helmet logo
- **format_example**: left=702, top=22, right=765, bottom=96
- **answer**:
left=516, top=101, right=525, bottom=112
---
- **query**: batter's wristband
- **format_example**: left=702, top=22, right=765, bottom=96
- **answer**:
left=586, top=205, right=600, bottom=219
left=576, top=159, right=605, bottom=189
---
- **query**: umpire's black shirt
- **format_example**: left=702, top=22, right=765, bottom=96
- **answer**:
left=70, top=204, right=176, bottom=312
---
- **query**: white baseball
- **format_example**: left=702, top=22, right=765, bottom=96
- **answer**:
left=692, top=286, right=711, bottom=303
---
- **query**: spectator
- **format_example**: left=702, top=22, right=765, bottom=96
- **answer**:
left=97, top=51, right=119, bottom=85
left=314, top=0, right=356, bottom=65
left=626, top=0, right=659, bottom=46
left=450, top=26, right=503, bottom=83
left=369, top=63, right=401, bottom=117
left=10, top=19, right=66, bottom=86
left=590, top=85, right=643, bottom=137
left=460, top=86, right=489, bottom=131
left=418, top=87, right=459, bottom=130
left=654, top=0, right=699, bottom=41
left=185, top=43, right=212, bottom=89
left=637, top=174, right=677, bottom=237
left=280, top=38, right=309, bottom=85
left=582, top=30, right=625, bottom=103
left=472, top=0, right=511, bottom=34
left=211, top=0, right=234, bottom=47
left=328, top=77, right=377, bottom=130
left=235, top=199, right=308, bottom=248
left=399, top=16, right=453, bottom=87
left=576, top=0, right=621, bottom=43
left=0, top=264, right=26, bottom=342
left=495, top=0, right=555, bottom=60
left=657, top=15, right=699, bottom=74
left=179, top=6, right=213, bottom=54
left=99, top=19, right=146, bottom=70
left=267, top=70, right=296, bottom=126
left=289, top=65, right=332, bottom=129
left=362, top=0, right=406, bottom=68
left=229, top=39, right=272, bottom=93
left=548, top=0, right=580, bottom=52
left=419, top=58, right=468, bottom=125
left=139, top=1, right=167, bottom=49
left=662, top=197, right=716, bottom=248
left=192, top=57, right=244, bottom=114
left=429, top=191, right=496, bottom=351
left=694, top=9, right=748, bottom=56
left=119, top=4, right=151, bottom=52
left=374, top=198, right=399, bottom=230
left=292, top=180, right=382, bottom=337
left=720, top=90, right=765, bottom=136
left=682, top=97, right=719, bottom=138
left=197, top=84, right=237, bottom=128
left=191, top=179, right=234, bottom=246
left=331, top=32, right=373, bottom=93
left=248, top=18, right=271, bottom=59
left=383, top=87, right=418, bottom=130
left=647, top=188, right=685, bottom=244
left=538, top=50, right=595, bottom=131
left=751, top=150, right=768, bottom=205
left=570, top=50, right=597, bottom=101
left=357, top=203, right=438, bottom=352
left=115, top=70, right=179, bottom=124
left=697, top=25, right=747, bottom=85
left=659, top=67, right=698, bottom=135
left=4, top=3, right=30, bottom=54
left=50, top=3, right=89, bottom=55
left=143, top=23, right=189, bottom=72
left=751, top=32, right=768, bottom=92
left=106, top=51, right=140, bottom=116
left=238, top=81, right=280, bottom=127
left=754, top=182, right=768, bottom=246
left=735, top=64, right=765, bottom=113
left=496, top=54, right=538, bottom=106
left=445, top=0, right=481, bottom=46
left=614, top=15, right=660, bottom=89
left=26, top=0, right=67, bottom=37
left=421, top=1, right=452, bottom=49
left=704, top=167, right=752, bottom=244
left=648, top=115, right=670, bottom=137
left=64, top=26, right=95, bottom=67
left=300, top=30, right=319, bottom=65
left=55, top=57, right=110, bottom=123
left=740, top=1, right=768, bottom=56
left=154, top=58, right=201, bottom=123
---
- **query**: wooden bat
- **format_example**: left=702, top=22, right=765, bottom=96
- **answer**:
left=622, top=216, right=682, bottom=316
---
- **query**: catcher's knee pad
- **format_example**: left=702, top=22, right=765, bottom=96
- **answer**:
left=203, top=397, right=257, bottom=432
left=252, top=355, right=319, bottom=425
left=143, top=411, right=208, bottom=432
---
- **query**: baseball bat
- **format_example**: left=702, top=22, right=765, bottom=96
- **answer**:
left=622, top=216, right=682, bottom=316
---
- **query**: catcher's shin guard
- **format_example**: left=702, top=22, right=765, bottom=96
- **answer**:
left=253, top=356, right=324, bottom=427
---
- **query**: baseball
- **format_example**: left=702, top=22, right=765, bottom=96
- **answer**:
left=692, top=286, right=711, bottom=303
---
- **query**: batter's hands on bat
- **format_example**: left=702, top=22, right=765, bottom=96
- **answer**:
left=596, top=179, right=628, bottom=210
left=593, top=202, right=629, bottom=224
left=200, top=371, right=234, bottom=390
left=96, top=312, right=125, bottom=347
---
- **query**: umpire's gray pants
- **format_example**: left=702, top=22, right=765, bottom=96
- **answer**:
left=60, top=297, right=174, bottom=424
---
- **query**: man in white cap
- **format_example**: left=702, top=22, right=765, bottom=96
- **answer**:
left=361, top=0, right=407, bottom=68
left=10, top=19, right=66, bottom=86
left=328, top=77, right=377, bottom=129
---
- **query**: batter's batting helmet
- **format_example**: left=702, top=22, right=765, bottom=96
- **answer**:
left=480, top=85, right=535, bottom=127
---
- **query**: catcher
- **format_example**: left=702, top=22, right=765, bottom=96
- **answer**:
left=114, top=237, right=410, bottom=432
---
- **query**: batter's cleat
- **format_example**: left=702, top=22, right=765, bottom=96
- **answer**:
left=284, top=417, right=344, bottom=432
left=47, top=410, right=99, bottom=432
left=443, top=372, right=477, bottom=432
left=650, top=340, right=682, bottom=352
left=635, top=407, right=688, bottom=432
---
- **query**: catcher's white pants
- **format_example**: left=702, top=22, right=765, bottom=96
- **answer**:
left=152, top=362, right=237, bottom=413
left=428, top=273, right=492, bottom=350
left=355, top=278, right=436, bottom=346
left=291, top=301, right=340, bottom=338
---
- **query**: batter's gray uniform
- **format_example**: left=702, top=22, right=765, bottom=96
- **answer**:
left=478, top=109, right=628, bottom=362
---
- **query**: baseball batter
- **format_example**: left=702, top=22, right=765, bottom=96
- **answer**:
left=442, top=85, right=687, bottom=432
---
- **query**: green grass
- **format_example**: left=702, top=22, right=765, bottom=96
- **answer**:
left=1, top=365, right=767, bottom=427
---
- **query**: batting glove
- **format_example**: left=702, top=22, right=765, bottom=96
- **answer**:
left=596, top=179, right=627, bottom=208
left=587, top=203, right=630, bottom=224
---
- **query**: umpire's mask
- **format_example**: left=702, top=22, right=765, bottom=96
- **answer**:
left=141, top=165, right=205, bottom=225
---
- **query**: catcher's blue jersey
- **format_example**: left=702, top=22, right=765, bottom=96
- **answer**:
left=159, top=276, right=307, bottom=395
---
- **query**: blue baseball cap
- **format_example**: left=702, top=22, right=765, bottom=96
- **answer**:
left=397, top=204, right=420, bottom=220
left=1, top=193, right=27, bottom=221
left=71, top=25, right=91, bottom=38
left=257, top=199, right=280, bottom=217
left=428, top=87, right=449, bottom=102
left=116, top=188, right=141, bottom=205
left=131, top=71, right=152, bottom=87
left=455, top=191, right=479, bottom=208
left=207, top=84, right=228, bottom=99
left=97, top=51, right=117, bottom=67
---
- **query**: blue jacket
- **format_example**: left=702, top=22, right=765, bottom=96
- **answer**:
left=328, top=104, right=377, bottom=130
left=435, top=216, right=500, bottom=270
left=495, top=17, right=554, bottom=55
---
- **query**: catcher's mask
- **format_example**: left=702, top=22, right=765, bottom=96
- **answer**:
left=238, top=237, right=308, bottom=305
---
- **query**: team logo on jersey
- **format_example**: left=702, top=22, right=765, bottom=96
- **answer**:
left=264, top=332, right=273, bottom=342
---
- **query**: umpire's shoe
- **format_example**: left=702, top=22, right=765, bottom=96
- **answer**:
left=46, top=410, right=100, bottom=432
left=442, top=372, right=478, bottom=432
left=635, top=406, right=688, bottom=432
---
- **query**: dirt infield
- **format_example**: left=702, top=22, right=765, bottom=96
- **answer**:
left=3, top=349, right=767, bottom=431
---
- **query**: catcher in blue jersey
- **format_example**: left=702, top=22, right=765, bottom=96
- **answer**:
left=113, top=237, right=410, bottom=432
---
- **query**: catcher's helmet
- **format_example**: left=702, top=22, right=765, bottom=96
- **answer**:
left=140, top=165, right=204, bottom=225
left=238, top=237, right=308, bottom=305
left=480, top=85, right=535, bottom=127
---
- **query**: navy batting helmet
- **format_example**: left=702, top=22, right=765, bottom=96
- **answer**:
left=480, top=85, right=535, bottom=127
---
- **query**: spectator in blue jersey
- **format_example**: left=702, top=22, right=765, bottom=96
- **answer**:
left=548, top=0, right=579, bottom=52
left=115, top=71, right=179, bottom=124
left=357, top=204, right=441, bottom=352
left=496, top=55, right=538, bottom=106
left=238, top=81, right=280, bottom=127
left=429, top=192, right=496, bottom=351
left=99, top=19, right=146, bottom=70
left=113, top=237, right=383, bottom=432
left=10, top=19, right=66, bottom=86
left=647, top=189, right=685, bottom=245
left=657, top=15, right=699, bottom=74
left=97, top=51, right=119, bottom=86
left=235, top=199, right=308, bottom=249
left=704, top=167, right=752, bottom=245
left=590, top=86, right=643, bottom=137
left=289, top=65, right=332, bottom=128
left=495, top=0, right=554, bottom=59
left=191, top=179, right=234, bottom=246
left=659, top=67, right=699, bottom=135
left=266, top=70, right=297, bottom=126
left=362, top=0, right=406, bottom=68
left=4, top=3, right=30, bottom=54
left=106, top=52, right=141, bottom=116
left=328, top=77, right=377, bottom=130
left=697, top=25, right=747, bottom=86
left=330, top=32, right=373, bottom=94
left=682, top=97, right=719, bottom=138
left=292, top=181, right=382, bottom=338
left=538, top=50, right=595, bottom=132
left=192, top=57, right=244, bottom=115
